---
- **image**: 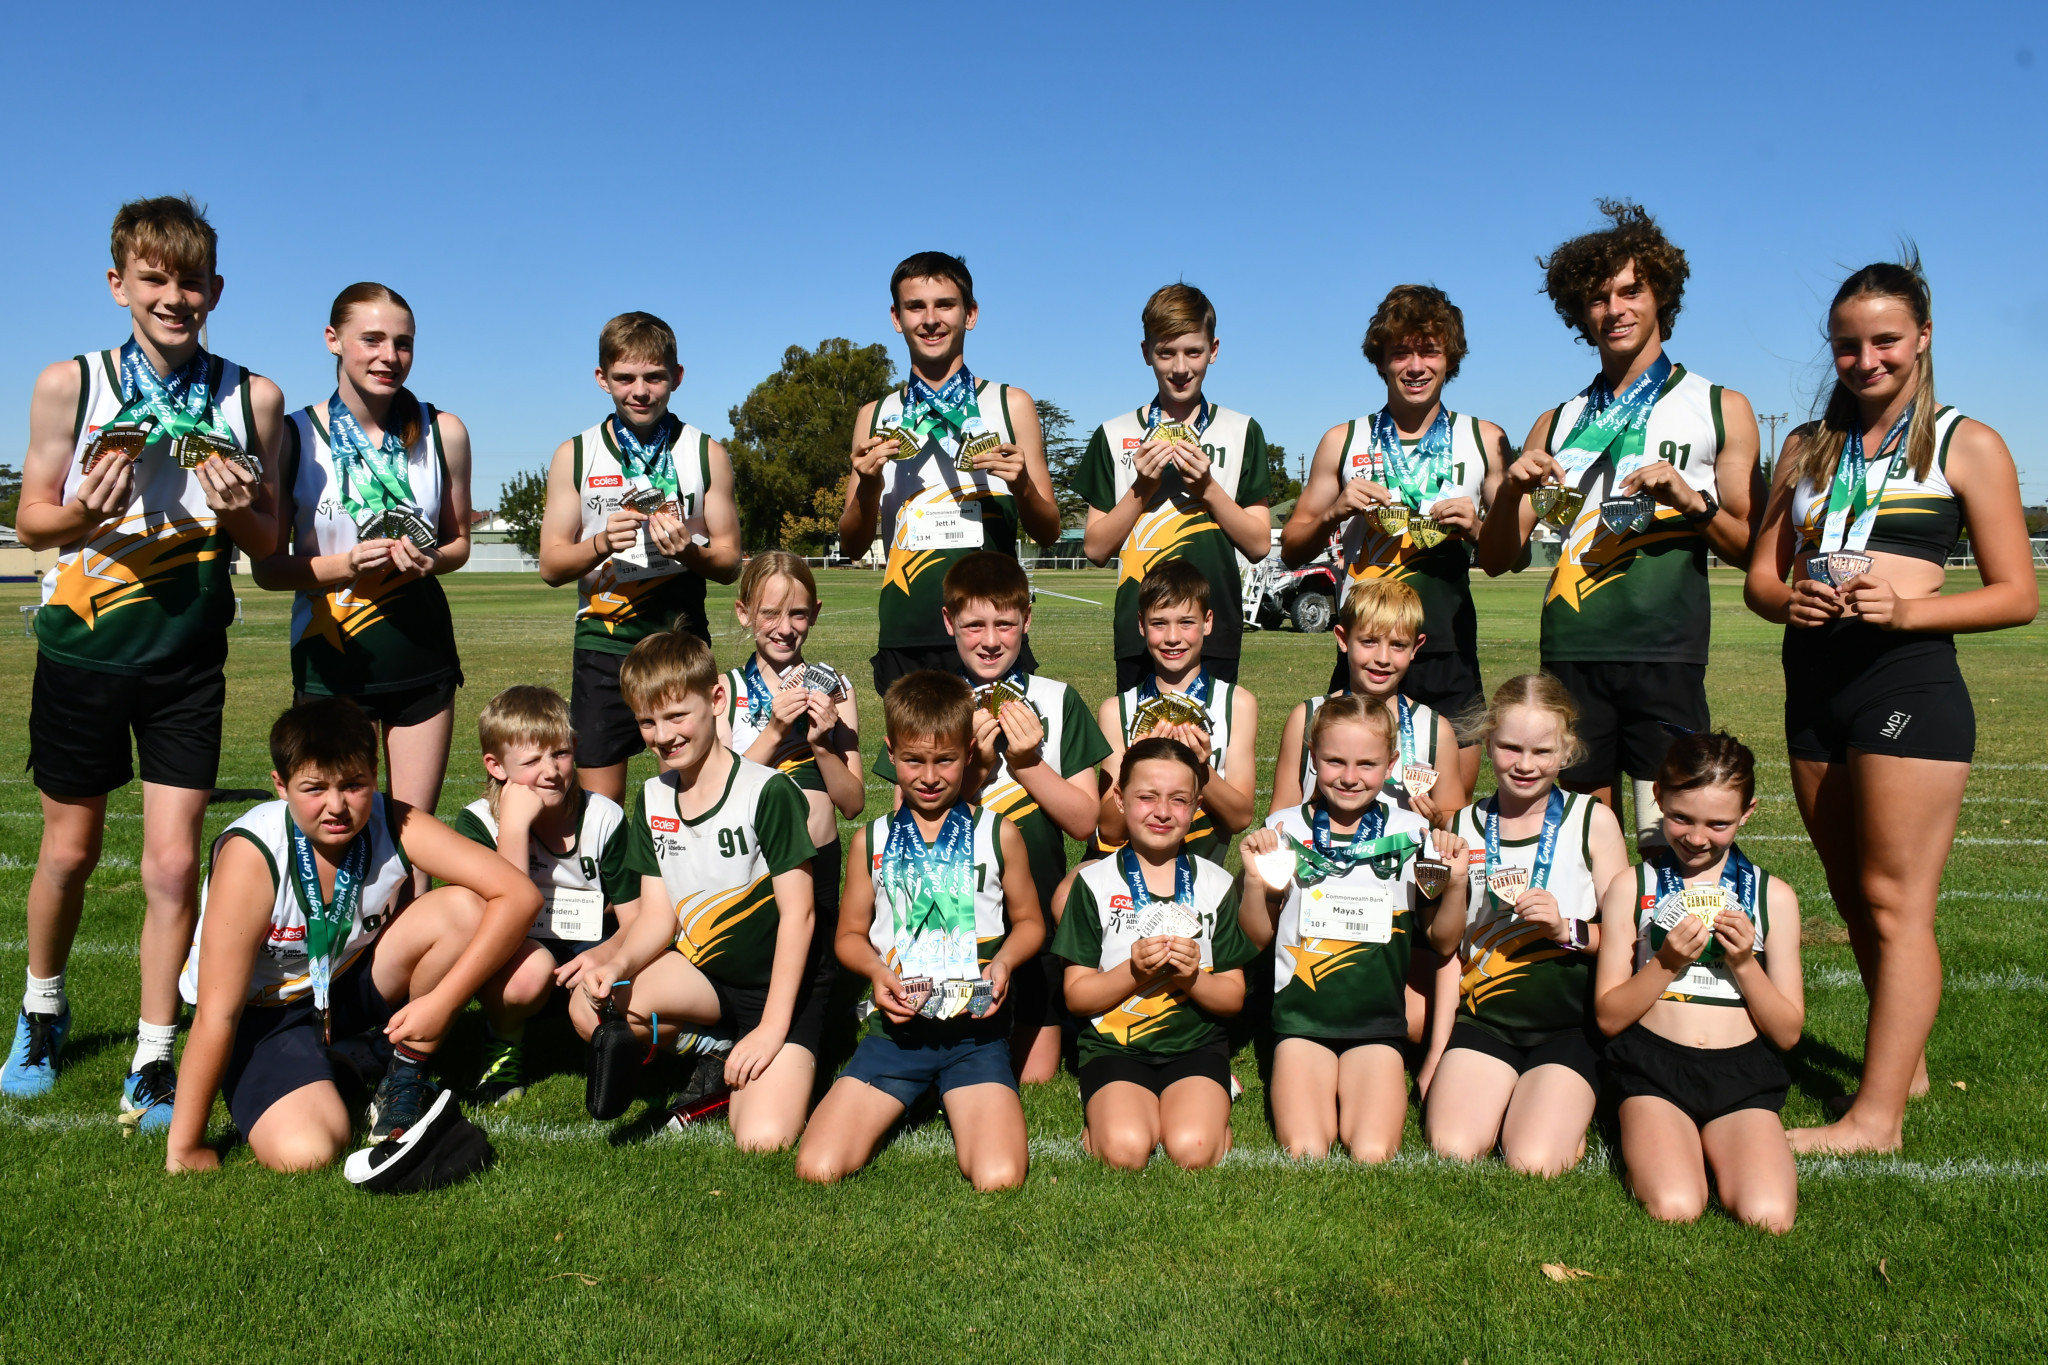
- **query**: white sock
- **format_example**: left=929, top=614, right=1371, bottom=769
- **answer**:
left=23, top=971, right=65, bottom=1018
left=1632, top=779, right=1666, bottom=844
left=131, top=1021, right=178, bottom=1072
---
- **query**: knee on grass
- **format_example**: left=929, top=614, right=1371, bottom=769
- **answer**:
left=962, top=1151, right=1027, bottom=1192
left=1088, top=1125, right=1157, bottom=1171
left=251, top=1127, right=347, bottom=1173
left=1162, top=1122, right=1229, bottom=1171
left=1503, top=1135, right=1585, bottom=1179
left=1637, top=1185, right=1709, bottom=1224
left=1727, top=1191, right=1797, bottom=1236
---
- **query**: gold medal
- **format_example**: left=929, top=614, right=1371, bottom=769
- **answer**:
left=1374, top=504, right=1411, bottom=538
left=172, top=430, right=261, bottom=479
left=1681, top=885, right=1726, bottom=929
left=1412, top=857, right=1451, bottom=900
left=876, top=426, right=919, bottom=459
left=1151, top=421, right=1198, bottom=445
left=1251, top=846, right=1298, bottom=888
left=1407, top=514, right=1448, bottom=549
left=956, top=430, right=999, bottom=473
left=1530, top=484, right=1584, bottom=527
left=975, top=679, right=1026, bottom=718
left=1488, top=866, right=1530, bottom=906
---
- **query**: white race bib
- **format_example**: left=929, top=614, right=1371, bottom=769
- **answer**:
left=898, top=499, right=985, bottom=551
left=1299, top=880, right=1396, bottom=944
left=1668, top=961, right=1742, bottom=1002
left=535, top=886, right=604, bottom=943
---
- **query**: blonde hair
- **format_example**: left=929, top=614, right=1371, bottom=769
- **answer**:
left=1463, top=673, right=1587, bottom=768
left=110, top=195, right=216, bottom=277
left=619, top=628, right=720, bottom=715
left=1783, top=255, right=1939, bottom=489
left=1307, top=693, right=1398, bottom=763
left=1337, top=577, right=1425, bottom=642
left=736, top=551, right=818, bottom=612
left=882, top=670, right=975, bottom=749
left=477, top=686, right=574, bottom=817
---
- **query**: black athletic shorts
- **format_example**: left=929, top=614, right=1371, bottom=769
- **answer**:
left=1325, top=651, right=1482, bottom=738
left=1782, top=622, right=1974, bottom=765
left=706, top=945, right=840, bottom=1056
left=570, top=648, right=643, bottom=769
left=30, top=647, right=226, bottom=797
left=1542, top=659, right=1710, bottom=785
left=221, top=953, right=397, bottom=1137
left=295, top=676, right=458, bottom=729
left=1274, top=1031, right=1408, bottom=1059
left=1117, top=652, right=1239, bottom=694
left=1009, top=951, right=1070, bottom=1032
left=870, top=638, right=1039, bottom=699
left=1443, top=1020, right=1602, bottom=1093
left=1605, top=1023, right=1789, bottom=1125
left=1078, top=1033, right=1233, bottom=1105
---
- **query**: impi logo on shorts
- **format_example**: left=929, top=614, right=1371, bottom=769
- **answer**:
left=1880, top=710, right=1913, bottom=740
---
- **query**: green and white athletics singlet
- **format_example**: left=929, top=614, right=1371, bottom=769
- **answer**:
left=1051, top=851, right=1257, bottom=1065
left=1266, top=797, right=1432, bottom=1041
left=179, top=795, right=412, bottom=1007
left=868, top=379, right=1021, bottom=651
left=862, top=804, right=1012, bottom=1039
left=572, top=415, right=713, bottom=653
left=1449, top=792, right=1600, bottom=1045
left=723, top=657, right=854, bottom=794
left=1790, top=407, right=1967, bottom=565
left=1334, top=409, right=1487, bottom=656
left=287, top=401, right=460, bottom=696
left=36, top=347, right=255, bottom=674
left=1074, top=402, right=1272, bottom=662
left=1539, top=366, right=1725, bottom=664
left=1294, top=692, right=1444, bottom=816
left=623, top=754, right=817, bottom=988
left=452, top=789, right=636, bottom=944
left=1112, top=672, right=1242, bottom=864
left=1629, top=849, right=1772, bottom=1007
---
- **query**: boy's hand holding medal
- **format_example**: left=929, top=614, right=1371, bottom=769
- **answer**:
left=189, top=442, right=261, bottom=516
left=73, top=441, right=139, bottom=524
left=868, top=966, right=920, bottom=1024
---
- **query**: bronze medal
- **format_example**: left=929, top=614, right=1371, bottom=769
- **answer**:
left=1531, top=485, right=1584, bottom=528
left=1488, top=866, right=1530, bottom=906
left=80, top=423, right=152, bottom=474
left=1401, top=763, right=1438, bottom=799
left=1412, top=857, right=1451, bottom=900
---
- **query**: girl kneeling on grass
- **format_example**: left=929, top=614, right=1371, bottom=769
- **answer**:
left=1051, top=737, right=1258, bottom=1171
left=1425, top=674, right=1629, bottom=1175
left=1239, top=694, right=1471, bottom=1162
left=1594, top=731, right=1804, bottom=1233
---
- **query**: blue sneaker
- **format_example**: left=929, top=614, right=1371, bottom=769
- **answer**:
left=118, top=1059, right=177, bottom=1134
left=1, top=1009, right=70, bottom=1097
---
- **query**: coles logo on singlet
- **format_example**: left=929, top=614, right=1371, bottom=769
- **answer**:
left=1640, top=895, right=1657, bottom=911
left=589, top=474, right=623, bottom=488
left=1122, top=438, right=1141, bottom=451
left=269, top=925, right=306, bottom=944
left=650, top=816, right=680, bottom=833
left=1110, top=894, right=1134, bottom=913
left=872, top=852, right=884, bottom=871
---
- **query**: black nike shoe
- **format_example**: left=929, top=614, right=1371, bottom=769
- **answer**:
left=368, top=1063, right=437, bottom=1142
left=662, top=1053, right=732, bottom=1132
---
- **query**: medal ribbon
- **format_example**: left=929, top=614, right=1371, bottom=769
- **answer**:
left=1144, top=394, right=1213, bottom=440
left=1394, top=696, right=1417, bottom=776
left=1118, top=844, right=1197, bottom=918
left=116, top=339, right=219, bottom=444
left=612, top=413, right=681, bottom=500
left=1555, top=353, right=1673, bottom=480
left=880, top=803, right=979, bottom=981
left=1368, top=404, right=1454, bottom=511
left=902, top=367, right=979, bottom=457
left=1483, top=788, right=1568, bottom=906
left=1137, top=667, right=1211, bottom=710
left=1297, top=797, right=1417, bottom=880
left=286, top=813, right=371, bottom=1020
left=741, top=657, right=776, bottom=727
left=326, top=392, right=419, bottom=522
left=1818, top=403, right=1913, bottom=553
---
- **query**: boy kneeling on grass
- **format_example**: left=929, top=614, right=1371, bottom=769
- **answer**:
left=796, top=671, right=1044, bottom=1190
left=1052, top=737, right=1258, bottom=1171
left=167, top=699, right=540, bottom=1173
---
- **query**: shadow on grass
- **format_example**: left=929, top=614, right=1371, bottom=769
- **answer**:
left=1784, top=1033, right=1863, bottom=1105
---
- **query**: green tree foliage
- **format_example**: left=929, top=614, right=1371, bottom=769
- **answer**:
left=1266, top=441, right=1302, bottom=504
left=727, top=339, right=896, bottom=549
left=496, top=468, right=547, bottom=557
left=0, top=463, right=21, bottom=529
left=780, top=473, right=851, bottom=555
left=1037, top=399, right=1088, bottom=528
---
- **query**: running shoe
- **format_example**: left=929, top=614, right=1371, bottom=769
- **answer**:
left=670, top=1025, right=735, bottom=1059
left=661, top=1053, right=731, bottom=1132
left=472, top=1037, right=526, bottom=1107
left=1, top=1009, right=70, bottom=1097
left=368, top=1064, right=439, bottom=1142
left=118, top=1059, right=177, bottom=1134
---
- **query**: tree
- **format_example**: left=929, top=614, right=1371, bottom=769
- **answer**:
left=727, top=339, right=896, bottom=549
left=0, top=463, right=20, bottom=529
left=496, top=468, right=547, bottom=556
left=1266, top=441, right=1302, bottom=505
left=780, top=473, right=851, bottom=555
left=1037, top=399, right=1088, bottom=528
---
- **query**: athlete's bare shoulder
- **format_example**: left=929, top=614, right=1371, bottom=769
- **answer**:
left=30, top=357, right=83, bottom=407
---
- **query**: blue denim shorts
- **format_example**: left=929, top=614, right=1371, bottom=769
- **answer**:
left=841, top=1025, right=1017, bottom=1108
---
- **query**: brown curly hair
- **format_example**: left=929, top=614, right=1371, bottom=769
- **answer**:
left=1361, top=284, right=1467, bottom=381
left=1539, top=200, right=1689, bottom=343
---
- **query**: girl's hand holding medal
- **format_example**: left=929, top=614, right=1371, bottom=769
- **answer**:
left=193, top=449, right=259, bottom=515
left=384, top=533, right=437, bottom=581
left=1787, top=572, right=1845, bottom=628
left=1713, top=903, right=1761, bottom=969
left=761, top=670, right=811, bottom=736
left=1653, top=909, right=1711, bottom=973
left=800, top=686, right=840, bottom=744
left=1840, top=571, right=1904, bottom=629
left=1509, top=885, right=1568, bottom=941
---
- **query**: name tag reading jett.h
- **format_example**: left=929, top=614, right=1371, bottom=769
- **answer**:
left=535, top=886, right=604, bottom=943
left=1299, top=881, right=1396, bottom=944
left=899, top=499, right=985, bottom=551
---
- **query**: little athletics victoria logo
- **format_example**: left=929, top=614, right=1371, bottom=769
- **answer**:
left=1880, top=710, right=1913, bottom=740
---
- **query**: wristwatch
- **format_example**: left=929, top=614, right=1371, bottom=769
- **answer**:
left=1681, top=487, right=1718, bottom=525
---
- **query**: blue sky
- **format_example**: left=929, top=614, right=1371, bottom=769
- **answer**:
left=4, top=1, right=2043, bottom=506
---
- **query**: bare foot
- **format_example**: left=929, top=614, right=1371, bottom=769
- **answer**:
left=1824, top=1062, right=1933, bottom=1118
left=1788, top=1109, right=1903, bottom=1155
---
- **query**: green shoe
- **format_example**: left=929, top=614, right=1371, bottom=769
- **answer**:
left=473, top=1037, right=526, bottom=1107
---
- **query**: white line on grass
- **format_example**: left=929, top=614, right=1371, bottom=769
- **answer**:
left=1743, top=835, right=2047, bottom=846
left=1809, top=965, right=2048, bottom=993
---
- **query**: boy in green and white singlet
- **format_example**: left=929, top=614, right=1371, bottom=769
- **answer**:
left=165, top=699, right=540, bottom=1174
left=1479, top=202, right=1761, bottom=838
left=870, top=552, right=1110, bottom=1084
left=1053, top=738, right=1258, bottom=1171
left=451, top=687, right=639, bottom=1107
left=1075, top=283, right=1274, bottom=692
left=535, top=312, right=742, bottom=803
left=838, top=252, right=1062, bottom=697
left=795, top=671, right=1044, bottom=1190
left=7, top=197, right=284, bottom=1131
left=575, top=629, right=826, bottom=1152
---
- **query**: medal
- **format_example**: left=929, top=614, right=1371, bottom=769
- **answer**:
left=172, top=429, right=262, bottom=479
left=798, top=663, right=842, bottom=696
left=1599, top=494, right=1656, bottom=535
left=357, top=508, right=439, bottom=550
left=1482, top=787, right=1565, bottom=912
left=968, top=978, right=995, bottom=1018
left=1406, top=514, right=1448, bottom=549
left=975, top=678, right=1027, bottom=718
left=1132, top=691, right=1209, bottom=738
left=899, top=976, right=934, bottom=1014
left=1137, top=901, right=1201, bottom=940
left=1412, top=856, right=1451, bottom=900
left=955, top=428, right=1000, bottom=473
left=875, top=425, right=920, bottom=460
left=1681, top=884, right=1726, bottom=929
left=1487, top=866, right=1530, bottom=905
left=1374, top=504, right=1411, bottom=538
left=1151, top=420, right=1199, bottom=445
left=80, top=422, right=155, bottom=474
left=622, top=485, right=675, bottom=516
left=1651, top=845, right=1760, bottom=969
left=1827, top=551, right=1873, bottom=586
left=1804, top=554, right=1836, bottom=587
left=1250, top=846, right=1298, bottom=888
left=1402, top=763, right=1438, bottom=799
left=1530, top=484, right=1584, bottom=527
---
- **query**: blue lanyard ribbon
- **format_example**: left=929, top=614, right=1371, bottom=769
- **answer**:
left=116, top=339, right=216, bottom=441
left=326, top=392, right=419, bottom=521
left=285, top=814, right=372, bottom=1016
left=880, top=802, right=978, bottom=979
left=1484, top=788, right=1568, bottom=901
left=1119, top=844, right=1196, bottom=914
left=1368, top=404, right=1454, bottom=509
left=611, top=413, right=680, bottom=497
left=1820, top=403, right=1914, bottom=553
left=741, top=657, right=776, bottom=726
left=1144, top=394, right=1212, bottom=439
left=903, top=367, right=978, bottom=454
left=1137, top=668, right=1211, bottom=709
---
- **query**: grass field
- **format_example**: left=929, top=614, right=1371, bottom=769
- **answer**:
left=2, top=567, right=2044, bottom=1362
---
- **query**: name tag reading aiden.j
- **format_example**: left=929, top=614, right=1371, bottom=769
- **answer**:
left=1299, top=881, right=1396, bottom=944
left=535, top=886, right=604, bottom=943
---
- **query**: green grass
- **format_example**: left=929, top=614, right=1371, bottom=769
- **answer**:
left=2, top=567, right=2044, bottom=1362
